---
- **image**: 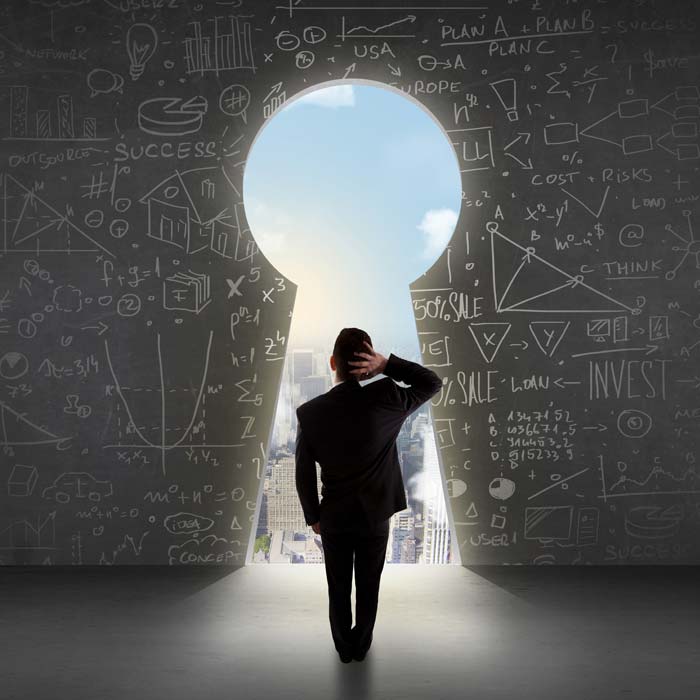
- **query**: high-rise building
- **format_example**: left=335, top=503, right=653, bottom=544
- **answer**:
left=269, top=530, right=324, bottom=564
left=255, top=342, right=452, bottom=565
left=421, top=417, right=451, bottom=564
left=388, top=506, right=416, bottom=563
left=256, top=475, right=270, bottom=538
left=267, top=455, right=319, bottom=533
left=292, top=349, right=313, bottom=386
left=299, top=374, right=330, bottom=402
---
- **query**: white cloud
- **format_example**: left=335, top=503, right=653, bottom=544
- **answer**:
left=416, top=208, right=458, bottom=260
left=253, top=229, right=287, bottom=255
left=243, top=194, right=268, bottom=217
left=406, top=470, right=437, bottom=503
left=285, top=84, right=356, bottom=110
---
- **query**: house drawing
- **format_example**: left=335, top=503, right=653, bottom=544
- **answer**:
left=139, top=165, right=240, bottom=257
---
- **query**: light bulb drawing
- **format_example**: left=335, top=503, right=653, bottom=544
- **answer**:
left=126, top=23, right=158, bottom=81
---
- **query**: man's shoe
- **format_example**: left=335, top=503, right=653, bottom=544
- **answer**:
left=352, top=630, right=371, bottom=661
left=339, top=651, right=353, bottom=663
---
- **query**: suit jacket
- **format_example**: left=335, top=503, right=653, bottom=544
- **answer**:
left=295, top=352, right=442, bottom=531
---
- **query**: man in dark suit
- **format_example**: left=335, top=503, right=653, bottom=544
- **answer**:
left=295, top=327, right=442, bottom=663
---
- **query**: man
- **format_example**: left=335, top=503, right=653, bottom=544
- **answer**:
left=295, top=327, right=442, bottom=663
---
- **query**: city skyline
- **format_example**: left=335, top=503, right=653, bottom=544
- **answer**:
left=252, top=344, right=453, bottom=565
left=244, top=83, right=458, bottom=565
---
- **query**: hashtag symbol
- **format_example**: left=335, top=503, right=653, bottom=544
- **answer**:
left=81, top=171, right=110, bottom=199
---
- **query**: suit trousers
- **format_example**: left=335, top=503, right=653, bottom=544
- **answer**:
left=319, top=516, right=390, bottom=658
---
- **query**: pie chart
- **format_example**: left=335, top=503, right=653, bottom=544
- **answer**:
left=0, top=352, right=29, bottom=380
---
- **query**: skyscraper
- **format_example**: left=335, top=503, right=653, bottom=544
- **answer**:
left=421, top=418, right=451, bottom=564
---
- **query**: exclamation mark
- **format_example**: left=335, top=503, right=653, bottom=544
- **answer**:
left=627, top=64, right=634, bottom=95
left=490, top=78, right=518, bottom=121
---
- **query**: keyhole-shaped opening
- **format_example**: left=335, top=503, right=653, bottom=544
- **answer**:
left=243, top=80, right=462, bottom=564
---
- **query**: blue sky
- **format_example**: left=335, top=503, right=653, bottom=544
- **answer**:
left=242, top=82, right=462, bottom=353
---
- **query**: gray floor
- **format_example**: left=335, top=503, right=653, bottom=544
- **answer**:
left=2, top=564, right=700, bottom=700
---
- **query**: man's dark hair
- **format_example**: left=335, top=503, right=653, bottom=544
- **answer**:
left=333, top=327, right=372, bottom=382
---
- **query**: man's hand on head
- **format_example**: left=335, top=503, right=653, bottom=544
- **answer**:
left=348, top=340, right=387, bottom=380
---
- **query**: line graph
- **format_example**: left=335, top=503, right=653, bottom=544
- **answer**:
left=102, top=330, right=243, bottom=474
left=0, top=511, right=56, bottom=550
left=599, top=454, right=700, bottom=501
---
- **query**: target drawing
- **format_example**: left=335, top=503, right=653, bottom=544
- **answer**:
left=617, top=409, right=652, bottom=438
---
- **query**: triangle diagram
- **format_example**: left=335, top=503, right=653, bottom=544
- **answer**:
left=0, top=401, right=71, bottom=448
left=490, top=228, right=632, bottom=313
left=468, top=322, right=511, bottom=363
left=2, top=174, right=115, bottom=258
left=529, top=321, right=570, bottom=357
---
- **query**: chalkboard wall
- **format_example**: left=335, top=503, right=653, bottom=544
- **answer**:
left=0, top=0, right=698, bottom=565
